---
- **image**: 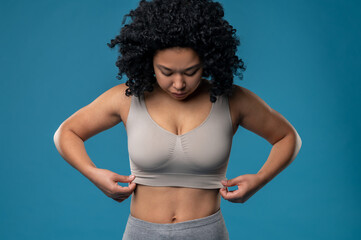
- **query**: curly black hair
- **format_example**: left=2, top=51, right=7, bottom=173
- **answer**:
left=107, top=0, right=246, bottom=103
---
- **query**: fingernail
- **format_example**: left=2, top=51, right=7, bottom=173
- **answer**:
left=129, top=175, right=135, bottom=179
left=221, top=180, right=226, bottom=185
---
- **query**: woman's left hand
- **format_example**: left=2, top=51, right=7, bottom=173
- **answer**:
left=219, top=174, right=265, bottom=203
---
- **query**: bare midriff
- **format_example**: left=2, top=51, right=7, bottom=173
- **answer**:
left=130, top=184, right=221, bottom=224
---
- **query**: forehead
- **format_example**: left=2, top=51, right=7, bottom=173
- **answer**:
left=153, top=47, right=200, bottom=64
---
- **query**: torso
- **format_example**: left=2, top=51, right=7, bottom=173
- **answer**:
left=119, top=79, right=240, bottom=223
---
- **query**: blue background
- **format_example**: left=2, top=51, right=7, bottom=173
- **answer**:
left=1, top=0, right=360, bottom=239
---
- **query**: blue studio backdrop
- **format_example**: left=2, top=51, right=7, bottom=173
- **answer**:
left=0, top=0, right=360, bottom=239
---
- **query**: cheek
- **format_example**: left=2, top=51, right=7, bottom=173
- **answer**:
left=155, top=76, right=171, bottom=89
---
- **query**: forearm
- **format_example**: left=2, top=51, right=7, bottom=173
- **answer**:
left=53, top=126, right=97, bottom=179
left=256, top=131, right=302, bottom=186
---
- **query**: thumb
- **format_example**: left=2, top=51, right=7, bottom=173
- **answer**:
left=221, top=177, right=238, bottom=187
left=114, top=174, right=135, bottom=183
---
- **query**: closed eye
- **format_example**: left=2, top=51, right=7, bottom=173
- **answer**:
left=163, top=72, right=172, bottom=76
left=185, top=70, right=198, bottom=76
left=162, top=68, right=199, bottom=77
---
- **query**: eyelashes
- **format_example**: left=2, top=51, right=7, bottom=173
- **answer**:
left=162, top=68, right=200, bottom=77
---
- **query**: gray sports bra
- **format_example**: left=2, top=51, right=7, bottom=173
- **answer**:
left=125, top=92, right=234, bottom=189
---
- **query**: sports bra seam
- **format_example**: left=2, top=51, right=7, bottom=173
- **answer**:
left=131, top=171, right=222, bottom=176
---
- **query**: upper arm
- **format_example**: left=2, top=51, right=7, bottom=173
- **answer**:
left=234, top=85, right=296, bottom=145
left=57, top=83, right=128, bottom=141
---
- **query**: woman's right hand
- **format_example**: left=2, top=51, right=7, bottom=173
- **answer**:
left=86, top=168, right=137, bottom=203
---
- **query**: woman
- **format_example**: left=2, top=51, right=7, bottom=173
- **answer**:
left=54, top=0, right=302, bottom=239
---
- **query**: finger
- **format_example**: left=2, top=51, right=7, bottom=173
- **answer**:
left=117, top=181, right=136, bottom=193
left=220, top=187, right=241, bottom=200
left=220, top=190, right=238, bottom=201
left=219, top=188, right=225, bottom=197
left=112, top=184, right=136, bottom=201
left=222, top=189, right=240, bottom=200
left=114, top=174, right=135, bottom=183
left=113, top=184, right=132, bottom=194
left=127, top=182, right=137, bottom=192
left=222, top=177, right=241, bottom=187
left=219, top=187, right=228, bottom=198
left=221, top=180, right=234, bottom=187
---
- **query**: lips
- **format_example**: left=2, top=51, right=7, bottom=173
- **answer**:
left=172, top=92, right=186, bottom=97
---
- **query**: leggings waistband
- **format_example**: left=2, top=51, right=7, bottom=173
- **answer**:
left=127, top=208, right=224, bottom=231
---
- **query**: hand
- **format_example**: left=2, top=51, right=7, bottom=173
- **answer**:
left=219, top=174, right=265, bottom=203
left=86, top=168, right=137, bottom=203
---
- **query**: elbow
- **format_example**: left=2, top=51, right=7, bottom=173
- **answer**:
left=53, top=123, right=68, bottom=149
left=53, top=128, right=60, bottom=145
left=286, top=126, right=302, bottom=150
left=53, top=127, right=62, bottom=150
left=294, top=130, right=302, bottom=150
left=290, top=130, right=302, bottom=162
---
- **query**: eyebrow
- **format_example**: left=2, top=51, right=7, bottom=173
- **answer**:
left=156, top=63, right=202, bottom=72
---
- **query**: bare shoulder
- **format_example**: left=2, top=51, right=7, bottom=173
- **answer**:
left=58, top=83, right=131, bottom=141
left=91, top=82, right=131, bottom=120
left=229, top=84, right=272, bottom=121
left=98, top=82, right=133, bottom=125
left=228, top=85, right=261, bottom=126
left=229, top=84, right=296, bottom=145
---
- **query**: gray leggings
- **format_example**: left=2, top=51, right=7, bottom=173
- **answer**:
left=122, top=208, right=229, bottom=240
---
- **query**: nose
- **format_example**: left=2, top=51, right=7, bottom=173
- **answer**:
left=173, top=74, right=186, bottom=91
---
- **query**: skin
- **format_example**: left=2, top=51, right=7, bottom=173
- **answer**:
left=54, top=47, right=301, bottom=224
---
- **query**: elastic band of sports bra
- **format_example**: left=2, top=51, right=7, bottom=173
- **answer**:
left=130, top=171, right=227, bottom=189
